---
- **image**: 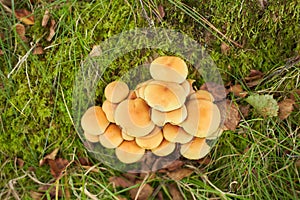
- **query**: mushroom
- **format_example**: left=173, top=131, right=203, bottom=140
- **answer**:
left=180, top=80, right=191, bottom=97
left=99, top=124, right=123, bottom=149
left=151, top=139, right=176, bottom=157
left=102, top=100, right=118, bottom=123
left=81, top=106, right=110, bottom=135
left=188, top=90, right=214, bottom=102
left=84, top=131, right=100, bottom=143
left=143, top=81, right=186, bottom=112
left=151, top=105, right=187, bottom=126
left=115, top=141, right=145, bottom=164
left=121, top=129, right=135, bottom=141
left=104, top=80, right=129, bottom=104
left=150, top=56, right=188, bottom=83
left=162, top=123, right=193, bottom=144
left=127, top=90, right=137, bottom=100
left=135, top=126, right=163, bottom=149
left=134, top=79, right=153, bottom=99
left=114, top=98, right=155, bottom=137
left=206, top=129, right=223, bottom=139
left=180, top=137, right=210, bottom=160
left=181, top=99, right=221, bottom=137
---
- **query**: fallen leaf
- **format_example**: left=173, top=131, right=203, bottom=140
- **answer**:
left=239, top=104, right=250, bottom=118
left=48, top=158, right=69, bottom=179
left=290, top=89, right=300, bottom=109
left=278, top=98, right=295, bottom=120
left=15, top=9, right=34, bottom=25
left=38, top=184, right=63, bottom=198
left=117, top=196, right=127, bottom=200
left=78, top=157, right=92, bottom=166
left=167, top=168, right=194, bottom=181
left=244, top=69, right=263, bottom=87
left=30, top=191, right=43, bottom=200
left=167, top=183, right=183, bottom=200
left=42, top=10, right=50, bottom=27
left=163, top=160, right=184, bottom=171
left=157, top=5, right=165, bottom=19
left=46, top=19, right=56, bottom=41
left=122, top=172, right=138, bottom=183
left=129, top=181, right=154, bottom=200
left=80, top=165, right=99, bottom=173
left=245, top=94, right=279, bottom=117
left=109, top=176, right=134, bottom=188
left=228, top=84, right=248, bottom=98
left=16, top=158, right=24, bottom=168
left=200, top=82, right=227, bottom=101
left=0, top=50, right=3, bottom=55
left=223, top=100, right=241, bottom=131
left=157, top=191, right=164, bottom=200
left=15, top=24, right=27, bottom=41
left=197, top=156, right=212, bottom=165
left=221, top=42, right=230, bottom=55
left=33, top=46, right=44, bottom=55
left=39, top=148, right=59, bottom=166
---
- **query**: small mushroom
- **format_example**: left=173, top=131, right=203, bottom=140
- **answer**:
left=135, top=126, right=163, bottom=149
left=134, top=79, right=153, bottom=99
left=99, top=124, right=123, bottom=149
left=143, top=81, right=186, bottom=112
left=206, top=129, right=223, bottom=139
left=81, top=106, right=110, bottom=135
left=151, top=139, right=176, bottom=157
left=114, top=98, right=155, bottom=137
left=162, top=123, right=193, bottom=144
left=104, top=80, right=129, bottom=103
left=84, top=131, right=100, bottom=143
left=180, top=137, right=210, bottom=160
left=102, top=100, right=118, bottom=123
left=180, top=80, right=191, bottom=97
left=151, top=105, right=187, bottom=126
left=181, top=99, right=221, bottom=137
left=127, top=90, right=137, bottom=100
left=121, top=129, right=135, bottom=141
left=188, top=90, right=214, bottom=102
left=115, top=141, right=145, bottom=164
left=150, top=56, right=188, bottom=83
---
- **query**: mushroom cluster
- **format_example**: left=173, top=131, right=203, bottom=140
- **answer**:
left=81, top=56, right=222, bottom=164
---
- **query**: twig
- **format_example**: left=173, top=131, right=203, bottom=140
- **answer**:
left=0, top=0, right=12, bottom=14
left=134, top=173, right=149, bottom=200
left=7, top=174, right=27, bottom=200
left=139, top=0, right=154, bottom=27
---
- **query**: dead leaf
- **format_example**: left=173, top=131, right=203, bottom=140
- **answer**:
left=15, top=24, right=27, bottom=41
left=221, top=42, right=230, bottom=55
left=42, top=10, right=50, bottom=27
left=122, top=172, right=138, bottom=183
left=30, top=191, right=43, bottom=200
left=16, top=158, right=24, bottom=168
left=129, top=181, right=154, bottom=200
left=117, top=196, right=127, bottom=200
left=163, top=160, right=184, bottom=171
left=15, top=9, right=34, bottom=25
left=78, top=157, right=92, bottom=166
left=157, top=5, right=165, bottom=19
left=157, top=191, right=164, bottom=200
left=244, top=69, right=263, bottom=87
left=39, top=148, right=59, bottom=166
left=48, top=158, right=69, bottom=179
left=80, top=165, right=99, bottom=173
left=278, top=98, right=295, bottom=120
left=38, top=184, right=63, bottom=198
left=239, top=104, right=250, bottom=118
left=223, top=100, right=241, bottom=131
left=0, top=50, right=3, bottom=55
left=33, top=46, right=44, bottom=55
left=46, top=19, right=56, bottom=41
left=228, top=84, right=248, bottom=98
left=167, top=168, right=194, bottom=181
left=290, top=89, right=300, bottom=109
left=109, top=176, right=134, bottom=188
left=197, top=156, right=212, bottom=165
left=168, top=183, right=183, bottom=200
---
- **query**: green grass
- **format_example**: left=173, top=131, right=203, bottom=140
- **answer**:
left=1, top=0, right=299, bottom=199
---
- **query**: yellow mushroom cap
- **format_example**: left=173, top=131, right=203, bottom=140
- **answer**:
left=81, top=106, right=110, bottom=135
left=121, top=129, right=135, bottom=141
left=135, top=126, right=163, bottom=149
left=104, top=81, right=129, bottom=103
left=150, top=56, right=188, bottom=83
left=143, top=81, right=186, bottom=112
left=162, top=123, right=193, bottom=144
left=102, top=100, right=118, bottom=123
left=115, top=141, right=145, bottom=164
left=84, top=131, right=100, bottom=143
left=188, top=90, right=215, bottom=102
left=180, top=137, right=211, bottom=160
left=181, top=99, right=221, bottom=137
left=151, top=105, right=187, bottom=126
left=99, top=124, right=123, bottom=149
left=151, top=139, right=176, bottom=157
left=114, top=98, right=155, bottom=137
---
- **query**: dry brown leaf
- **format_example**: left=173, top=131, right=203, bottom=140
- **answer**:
left=197, top=156, right=212, bottom=165
left=80, top=165, right=99, bottom=173
left=278, top=98, right=295, bottom=120
left=16, top=158, right=24, bottom=168
left=15, top=24, right=27, bottom=41
left=46, top=19, right=56, bottom=41
left=167, top=168, right=194, bottom=181
left=0, top=50, right=3, bottom=55
left=239, top=104, right=250, bottom=118
left=290, top=89, right=300, bottom=101
left=78, top=157, right=92, bottom=166
left=129, top=181, right=154, bottom=200
left=157, top=5, right=165, bottom=19
left=30, top=191, right=43, bottom=200
left=38, top=184, right=63, bottom=198
left=117, top=196, right=127, bottom=200
left=33, top=46, right=44, bottom=55
left=244, top=69, right=263, bottom=87
left=42, top=10, right=50, bottom=27
left=228, top=84, right=248, bottom=98
left=15, top=9, right=34, bottom=25
left=122, top=172, right=138, bottom=183
left=163, top=160, right=184, bottom=171
left=168, top=183, right=184, bottom=200
left=109, top=176, right=134, bottom=188
left=223, top=100, right=241, bottom=131
left=221, top=42, right=230, bottom=55
left=48, top=158, right=69, bottom=179
left=39, top=148, right=59, bottom=166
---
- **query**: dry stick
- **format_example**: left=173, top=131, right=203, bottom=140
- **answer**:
left=0, top=0, right=12, bottom=14
left=134, top=173, right=150, bottom=200
left=7, top=174, right=27, bottom=200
